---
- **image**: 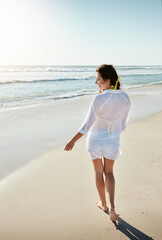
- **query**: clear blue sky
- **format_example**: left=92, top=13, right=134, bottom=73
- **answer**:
left=0, top=0, right=162, bottom=65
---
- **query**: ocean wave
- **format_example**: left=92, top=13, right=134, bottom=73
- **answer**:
left=0, top=76, right=95, bottom=85
left=0, top=65, right=162, bottom=73
left=117, top=65, right=162, bottom=70
left=0, top=91, right=96, bottom=112
left=123, top=81, right=162, bottom=89
left=0, top=66, right=95, bottom=73
left=119, top=72, right=162, bottom=76
left=1, top=71, right=162, bottom=85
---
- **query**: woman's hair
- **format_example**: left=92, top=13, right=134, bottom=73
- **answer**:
left=96, top=64, right=121, bottom=90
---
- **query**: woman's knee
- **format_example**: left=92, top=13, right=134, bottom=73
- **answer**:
left=92, top=158, right=104, bottom=175
left=104, top=170, right=114, bottom=178
left=95, top=170, right=104, bottom=178
left=103, top=157, right=115, bottom=176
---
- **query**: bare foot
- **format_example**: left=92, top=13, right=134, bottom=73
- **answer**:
left=109, top=209, right=118, bottom=221
left=95, top=200, right=108, bottom=212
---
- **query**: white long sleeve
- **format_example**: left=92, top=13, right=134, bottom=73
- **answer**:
left=78, top=95, right=102, bottom=135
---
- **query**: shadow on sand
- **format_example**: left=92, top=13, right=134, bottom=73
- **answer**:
left=104, top=210, right=154, bottom=240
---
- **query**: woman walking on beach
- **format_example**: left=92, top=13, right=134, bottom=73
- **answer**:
left=64, top=64, right=131, bottom=222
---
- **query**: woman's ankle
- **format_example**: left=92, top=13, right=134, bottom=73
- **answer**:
left=101, top=200, right=107, bottom=206
left=109, top=205, right=115, bottom=211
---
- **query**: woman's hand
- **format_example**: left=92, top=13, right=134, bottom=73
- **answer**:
left=64, top=140, right=75, bottom=151
left=64, top=132, right=83, bottom=151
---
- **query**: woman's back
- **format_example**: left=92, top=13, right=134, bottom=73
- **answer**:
left=91, top=89, right=131, bottom=136
left=78, top=89, right=131, bottom=138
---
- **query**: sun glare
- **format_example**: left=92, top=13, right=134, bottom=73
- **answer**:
left=0, top=1, right=50, bottom=65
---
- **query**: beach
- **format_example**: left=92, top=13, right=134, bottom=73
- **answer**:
left=0, top=83, right=162, bottom=239
left=0, top=0, right=162, bottom=235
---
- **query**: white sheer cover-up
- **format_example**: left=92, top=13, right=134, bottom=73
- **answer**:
left=78, top=89, right=131, bottom=160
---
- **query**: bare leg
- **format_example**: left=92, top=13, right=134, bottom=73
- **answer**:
left=103, top=157, right=118, bottom=221
left=92, top=158, right=107, bottom=211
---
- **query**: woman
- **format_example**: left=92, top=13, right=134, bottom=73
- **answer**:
left=64, top=64, right=131, bottom=222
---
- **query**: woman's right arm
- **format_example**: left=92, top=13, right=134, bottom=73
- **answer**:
left=64, top=132, right=83, bottom=151
left=78, top=95, right=101, bottom=135
left=64, top=96, right=101, bottom=151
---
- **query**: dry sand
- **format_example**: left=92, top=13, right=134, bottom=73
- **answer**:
left=0, top=111, right=162, bottom=240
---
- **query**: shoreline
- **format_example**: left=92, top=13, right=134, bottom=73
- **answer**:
left=1, top=82, right=162, bottom=113
left=0, top=111, right=161, bottom=239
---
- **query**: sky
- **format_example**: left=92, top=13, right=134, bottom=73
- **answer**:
left=0, top=0, right=162, bottom=65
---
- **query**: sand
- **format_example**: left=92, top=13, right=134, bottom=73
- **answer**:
left=0, top=110, right=162, bottom=240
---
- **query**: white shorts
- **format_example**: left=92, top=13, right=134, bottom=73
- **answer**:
left=88, top=149, right=121, bottom=161
left=87, top=131, right=121, bottom=161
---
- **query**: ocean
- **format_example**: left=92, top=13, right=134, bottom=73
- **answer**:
left=0, top=65, right=162, bottom=111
